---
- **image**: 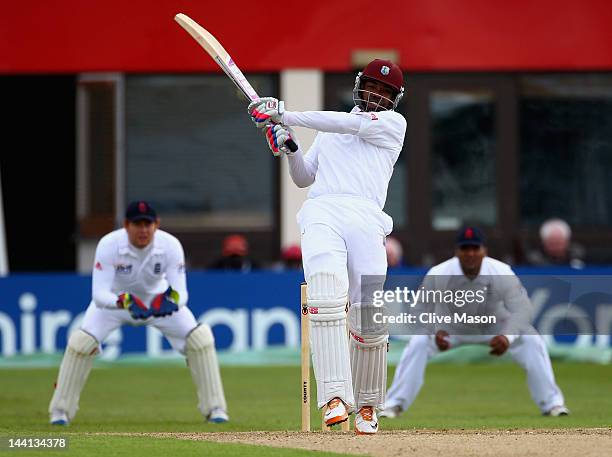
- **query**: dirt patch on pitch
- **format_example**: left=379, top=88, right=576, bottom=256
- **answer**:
left=134, top=429, right=611, bottom=457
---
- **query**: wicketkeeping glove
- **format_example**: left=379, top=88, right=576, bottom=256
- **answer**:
left=117, top=293, right=151, bottom=320
left=150, top=286, right=180, bottom=318
left=248, top=97, right=284, bottom=127
left=263, top=124, right=298, bottom=157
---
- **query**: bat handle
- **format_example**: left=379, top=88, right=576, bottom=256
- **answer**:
left=285, top=139, right=298, bottom=153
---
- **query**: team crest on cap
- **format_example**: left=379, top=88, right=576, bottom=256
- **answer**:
left=381, top=66, right=390, bottom=76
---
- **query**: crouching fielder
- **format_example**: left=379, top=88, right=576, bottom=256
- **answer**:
left=382, top=226, right=569, bottom=418
left=48, top=201, right=228, bottom=425
left=248, top=59, right=407, bottom=434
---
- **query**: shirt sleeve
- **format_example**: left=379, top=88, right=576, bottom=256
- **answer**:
left=283, top=110, right=361, bottom=135
left=356, top=110, right=407, bottom=151
left=165, top=237, right=189, bottom=307
left=286, top=133, right=321, bottom=188
left=91, top=237, right=119, bottom=309
left=283, top=110, right=407, bottom=151
left=498, top=274, right=534, bottom=342
left=415, top=270, right=438, bottom=334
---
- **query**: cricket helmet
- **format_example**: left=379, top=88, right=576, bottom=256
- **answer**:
left=353, top=59, right=404, bottom=111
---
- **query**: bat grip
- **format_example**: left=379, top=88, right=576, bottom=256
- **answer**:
left=285, top=139, right=298, bottom=153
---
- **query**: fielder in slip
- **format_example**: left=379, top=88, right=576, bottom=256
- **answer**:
left=382, top=226, right=569, bottom=418
left=48, top=201, right=228, bottom=425
left=248, top=60, right=407, bottom=435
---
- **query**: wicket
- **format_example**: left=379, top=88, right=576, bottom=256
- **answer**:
left=300, top=282, right=350, bottom=432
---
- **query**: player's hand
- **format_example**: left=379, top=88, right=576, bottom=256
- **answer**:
left=435, top=330, right=450, bottom=351
left=263, top=124, right=297, bottom=157
left=489, top=335, right=510, bottom=356
left=150, top=287, right=180, bottom=318
left=117, top=293, right=151, bottom=320
left=248, top=97, right=284, bottom=127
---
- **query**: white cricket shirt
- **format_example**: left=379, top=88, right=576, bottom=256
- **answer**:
left=91, top=228, right=188, bottom=309
left=284, top=107, right=406, bottom=210
left=422, top=256, right=534, bottom=339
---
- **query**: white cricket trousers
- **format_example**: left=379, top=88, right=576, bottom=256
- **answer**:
left=299, top=196, right=392, bottom=408
left=80, top=301, right=199, bottom=354
left=386, top=334, right=566, bottom=413
left=299, top=195, right=392, bottom=304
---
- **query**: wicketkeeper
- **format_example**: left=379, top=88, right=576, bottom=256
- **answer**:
left=48, top=201, right=228, bottom=425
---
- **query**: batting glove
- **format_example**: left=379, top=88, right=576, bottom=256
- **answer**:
left=117, top=293, right=151, bottom=320
left=264, top=124, right=298, bottom=157
left=248, top=97, right=285, bottom=127
left=150, top=287, right=180, bottom=318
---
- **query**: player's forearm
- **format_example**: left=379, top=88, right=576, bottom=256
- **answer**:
left=171, top=286, right=188, bottom=307
left=165, top=267, right=189, bottom=307
left=92, top=290, right=120, bottom=309
left=503, top=334, right=518, bottom=345
left=287, top=151, right=315, bottom=188
left=91, top=267, right=119, bottom=308
left=283, top=111, right=361, bottom=135
left=500, top=279, right=534, bottom=338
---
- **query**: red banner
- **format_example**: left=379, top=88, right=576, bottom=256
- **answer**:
left=2, top=0, right=612, bottom=73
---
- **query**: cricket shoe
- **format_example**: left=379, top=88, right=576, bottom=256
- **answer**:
left=355, top=406, right=378, bottom=435
left=323, top=397, right=349, bottom=427
left=379, top=405, right=402, bottom=419
left=207, top=407, right=229, bottom=423
left=544, top=405, right=570, bottom=417
left=50, top=410, right=69, bottom=426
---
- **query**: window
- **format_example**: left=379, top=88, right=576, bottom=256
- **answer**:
left=76, top=74, right=120, bottom=237
left=520, top=75, right=612, bottom=226
left=124, top=74, right=278, bottom=229
left=431, top=90, right=497, bottom=230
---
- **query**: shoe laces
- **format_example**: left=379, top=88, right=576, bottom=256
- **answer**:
left=359, top=406, right=374, bottom=421
left=328, top=398, right=343, bottom=409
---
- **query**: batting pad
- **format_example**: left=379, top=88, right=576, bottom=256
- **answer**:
left=49, top=329, right=99, bottom=419
left=186, top=324, right=227, bottom=416
left=348, top=306, right=388, bottom=410
left=307, top=272, right=354, bottom=409
left=307, top=272, right=348, bottom=321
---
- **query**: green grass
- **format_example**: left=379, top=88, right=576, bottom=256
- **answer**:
left=0, top=435, right=344, bottom=457
left=0, top=363, right=610, bottom=455
left=385, top=363, right=612, bottom=429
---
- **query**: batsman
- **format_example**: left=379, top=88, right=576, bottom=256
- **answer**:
left=48, top=201, right=228, bottom=425
left=248, top=59, right=407, bottom=434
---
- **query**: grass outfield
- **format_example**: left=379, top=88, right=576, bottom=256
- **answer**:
left=0, top=363, right=610, bottom=455
left=0, top=436, right=345, bottom=457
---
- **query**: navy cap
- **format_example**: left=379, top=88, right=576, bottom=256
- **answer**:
left=456, top=226, right=485, bottom=247
left=125, top=201, right=157, bottom=222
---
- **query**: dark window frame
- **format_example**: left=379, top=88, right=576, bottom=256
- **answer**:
left=77, top=73, right=282, bottom=268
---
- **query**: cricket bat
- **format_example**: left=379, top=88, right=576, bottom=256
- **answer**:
left=174, top=13, right=298, bottom=152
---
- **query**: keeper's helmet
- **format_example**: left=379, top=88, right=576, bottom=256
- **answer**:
left=353, top=59, right=404, bottom=111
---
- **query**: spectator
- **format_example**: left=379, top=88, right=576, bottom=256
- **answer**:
left=385, top=236, right=404, bottom=269
left=209, top=234, right=258, bottom=272
left=281, top=244, right=302, bottom=269
left=527, top=218, right=585, bottom=269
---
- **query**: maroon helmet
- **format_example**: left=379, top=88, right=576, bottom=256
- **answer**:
left=353, top=59, right=404, bottom=111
